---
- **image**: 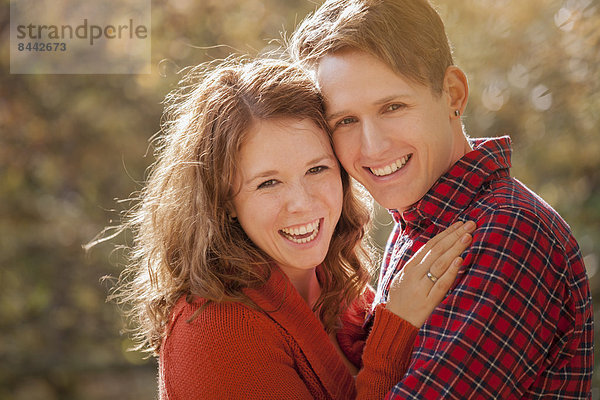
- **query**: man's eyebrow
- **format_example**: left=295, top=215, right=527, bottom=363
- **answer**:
left=325, top=110, right=347, bottom=121
left=325, top=94, right=411, bottom=121
left=373, top=94, right=410, bottom=106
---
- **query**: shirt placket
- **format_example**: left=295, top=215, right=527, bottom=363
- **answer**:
left=380, top=221, right=431, bottom=303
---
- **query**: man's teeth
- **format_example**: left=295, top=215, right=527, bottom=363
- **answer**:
left=281, top=220, right=320, bottom=244
left=370, top=155, right=411, bottom=177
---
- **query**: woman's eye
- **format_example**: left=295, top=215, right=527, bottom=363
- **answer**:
left=257, top=179, right=278, bottom=189
left=307, top=165, right=328, bottom=175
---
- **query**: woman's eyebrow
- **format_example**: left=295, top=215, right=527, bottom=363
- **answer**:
left=244, top=169, right=279, bottom=185
left=244, top=154, right=335, bottom=185
left=306, top=154, right=336, bottom=165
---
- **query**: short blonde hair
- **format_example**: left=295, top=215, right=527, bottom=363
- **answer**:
left=112, top=57, right=372, bottom=354
left=289, top=0, right=454, bottom=93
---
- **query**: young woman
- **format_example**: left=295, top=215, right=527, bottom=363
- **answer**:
left=113, top=57, right=474, bottom=399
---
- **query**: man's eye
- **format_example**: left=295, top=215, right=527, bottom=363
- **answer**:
left=385, top=103, right=404, bottom=112
left=336, top=117, right=356, bottom=127
left=257, top=179, right=278, bottom=189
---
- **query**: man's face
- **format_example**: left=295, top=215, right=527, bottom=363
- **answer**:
left=317, top=49, right=466, bottom=211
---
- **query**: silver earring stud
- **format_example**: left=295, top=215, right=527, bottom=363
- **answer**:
left=454, top=110, right=460, bottom=117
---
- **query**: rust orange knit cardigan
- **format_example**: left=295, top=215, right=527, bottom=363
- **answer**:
left=159, top=266, right=417, bottom=399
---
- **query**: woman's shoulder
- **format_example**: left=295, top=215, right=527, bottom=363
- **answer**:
left=160, top=296, right=315, bottom=400
left=160, top=295, right=296, bottom=390
left=164, top=295, right=297, bottom=359
left=167, top=295, right=274, bottom=338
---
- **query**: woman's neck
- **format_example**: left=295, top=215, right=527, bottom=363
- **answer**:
left=282, top=267, right=321, bottom=307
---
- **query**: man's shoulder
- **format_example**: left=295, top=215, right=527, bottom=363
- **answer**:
left=475, top=175, right=547, bottom=213
left=468, top=175, right=573, bottom=244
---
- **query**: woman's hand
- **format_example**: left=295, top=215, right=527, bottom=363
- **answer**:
left=385, top=221, right=476, bottom=327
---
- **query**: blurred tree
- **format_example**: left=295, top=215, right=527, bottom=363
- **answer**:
left=1, top=0, right=598, bottom=398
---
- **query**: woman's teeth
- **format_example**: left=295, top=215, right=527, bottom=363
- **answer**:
left=281, top=220, right=320, bottom=244
left=370, top=154, right=411, bottom=177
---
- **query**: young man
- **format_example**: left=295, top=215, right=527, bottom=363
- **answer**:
left=290, top=0, right=593, bottom=398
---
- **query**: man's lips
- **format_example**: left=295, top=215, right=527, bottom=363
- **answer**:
left=368, top=154, right=412, bottom=177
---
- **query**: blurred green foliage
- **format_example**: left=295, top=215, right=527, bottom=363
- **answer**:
left=1, top=0, right=598, bottom=398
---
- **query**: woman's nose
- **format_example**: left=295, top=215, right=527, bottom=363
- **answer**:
left=284, top=182, right=314, bottom=213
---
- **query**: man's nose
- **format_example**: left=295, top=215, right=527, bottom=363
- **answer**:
left=360, top=119, right=390, bottom=158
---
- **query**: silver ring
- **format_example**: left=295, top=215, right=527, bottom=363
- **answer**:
left=426, top=271, right=438, bottom=283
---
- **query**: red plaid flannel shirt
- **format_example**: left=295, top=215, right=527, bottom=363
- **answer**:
left=371, top=136, right=593, bottom=399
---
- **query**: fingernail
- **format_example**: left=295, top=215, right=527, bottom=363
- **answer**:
left=463, top=221, right=476, bottom=231
left=461, top=233, right=471, bottom=243
left=452, top=258, right=462, bottom=268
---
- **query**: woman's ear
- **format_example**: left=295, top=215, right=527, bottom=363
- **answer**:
left=226, top=203, right=237, bottom=221
left=443, top=66, right=469, bottom=117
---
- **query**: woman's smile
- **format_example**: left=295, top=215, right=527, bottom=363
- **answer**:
left=280, top=218, right=322, bottom=244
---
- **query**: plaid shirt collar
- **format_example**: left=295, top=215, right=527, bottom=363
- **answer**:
left=389, top=136, right=513, bottom=228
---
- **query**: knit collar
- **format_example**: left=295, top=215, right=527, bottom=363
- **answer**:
left=243, top=265, right=355, bottom=399
left=390, top=136, right=512, bottom=229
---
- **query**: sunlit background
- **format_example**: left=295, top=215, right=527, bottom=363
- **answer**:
left=1, top=0, right=599, bottom=398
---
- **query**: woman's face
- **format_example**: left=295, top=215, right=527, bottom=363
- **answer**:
left=231, top=118, right=343, bottom=278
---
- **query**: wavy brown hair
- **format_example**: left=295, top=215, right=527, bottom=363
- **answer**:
left=107, top=57, right=373, bottom=355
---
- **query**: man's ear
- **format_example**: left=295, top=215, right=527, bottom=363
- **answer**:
left=443, top=66, right=469, bottom=117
